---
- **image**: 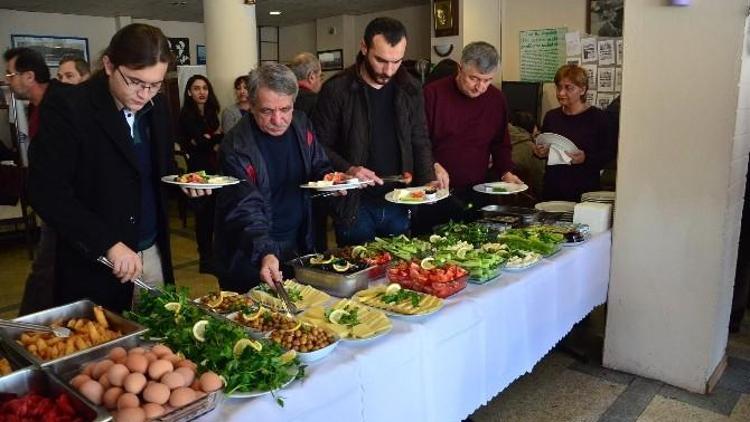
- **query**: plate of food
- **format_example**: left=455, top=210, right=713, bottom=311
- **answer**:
left=299, top=300, right=392, bottom=342
left=301, top=172, right=370, bottom=191
left=385, top=186, right=449, bottom=205
left=473, top=181, right=529, bottom=195
left=268, top=323, right=340, bottom=363
left=249, top=280, right=331, bottom=312
left=161, top=171, right=240, bottom=189
left=503, top=250, right=543, bottom=271
left=352, top=283, right=443, bottom=318
left=194, top=291, right=255, bottom=314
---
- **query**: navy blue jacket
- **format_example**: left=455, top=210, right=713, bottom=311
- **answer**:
left=214, top=111, right=333, bottom=285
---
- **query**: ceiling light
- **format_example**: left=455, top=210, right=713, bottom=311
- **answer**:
left=269, top=11, right=282, bottom=15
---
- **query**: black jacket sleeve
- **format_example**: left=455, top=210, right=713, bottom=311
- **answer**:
left=409, top=86, right=436, bottom=185
left=312, top=81, right=352, bottom=172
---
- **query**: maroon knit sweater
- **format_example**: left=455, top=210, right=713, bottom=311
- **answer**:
left=423, top=76, right=514, bottom=191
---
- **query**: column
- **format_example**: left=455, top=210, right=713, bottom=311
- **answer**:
left=203, top=0, right=258, bottom=108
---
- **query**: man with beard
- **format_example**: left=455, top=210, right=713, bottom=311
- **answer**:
left=314, top=17, right=446, bottom=246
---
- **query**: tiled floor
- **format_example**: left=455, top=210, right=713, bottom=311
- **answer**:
left=2, top=212, right=750, bottom=421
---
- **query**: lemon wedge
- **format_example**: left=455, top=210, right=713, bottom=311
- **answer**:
left=351, top=245, right=367, bottom=258
left=241, top=307, right=264, bottom=321
left=420, top=257, right=436, bottom=270
left=205, top=294, right=223, bottom=308
left=279, top=350, right=297, bottom=364
left=192, top=320, right=209, bottom=342
left=280, top=320, right=302, bottom=333
left=384, top=283, right=402, bottom=295
left=163, top=302, right=181, bottom=313
left=328, top=308, right=348, bottom=325
left=233, top=338, right=263, bottom=356
left=332, top=261, right=352, bottom=272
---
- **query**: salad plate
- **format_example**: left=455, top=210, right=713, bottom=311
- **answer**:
left=385, top=187, right=450, bottom=205
left=162, top=173, right=240, bottom=189
left=473, top=181, right=529, bottom=195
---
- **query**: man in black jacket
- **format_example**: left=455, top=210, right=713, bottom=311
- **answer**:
left=28, top=24, right=205, bottom=312
left=314, top=17, right=445, bottom=246
left=214, top=63, right=334, bottom=292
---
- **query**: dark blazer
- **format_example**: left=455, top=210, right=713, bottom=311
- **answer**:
left=313, top=55, right=435, bottom=225
left=28, top=75, right=175, bottom=313
left=214, top=111, right=332, bottom=290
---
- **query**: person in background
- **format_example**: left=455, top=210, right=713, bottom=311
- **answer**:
left=314, top=17, right=443, bottom=246
left=424, top=58, right=458, bottom=86
left=508, top=110, right=545, bottom=196
left=178, top=74, right=222, bottom=274
left=57, top=55, right=91, bottom=85
left=289, top=52, right=323, bottom=117
left=4, top=47, right=56, bottom=315
left=414, top=42, right=522, bottom=234
left=214, top=63, right=334, bottom=292
left=532, top=64, right=617, bottom=201
left=28, top=23, right=208, bottom=313
left=221, top=75, right=250, bottom=132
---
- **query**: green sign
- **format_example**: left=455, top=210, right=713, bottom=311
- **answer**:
left=520, top=28, right=567, bottom=82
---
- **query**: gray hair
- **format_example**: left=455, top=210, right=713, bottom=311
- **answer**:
left=247, top=62, right=299, bottom=104
left=461, top=41, right=500, bottom=74
left=289, top=52, right=321, bottom=81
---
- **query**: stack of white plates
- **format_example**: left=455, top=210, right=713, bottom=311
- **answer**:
left=535, top=132, right=579, bottom=152
left=581, top=191, right=616, bottom=214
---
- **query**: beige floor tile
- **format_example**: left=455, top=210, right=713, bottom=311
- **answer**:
left=473, top=355, right=625, bottom=422
left=730, top=394, right=750, bottom=421
left=637, top=395, right=727, bottom=422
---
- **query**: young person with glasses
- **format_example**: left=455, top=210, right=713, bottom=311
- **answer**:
left=27, top=23, right=208, bottom=312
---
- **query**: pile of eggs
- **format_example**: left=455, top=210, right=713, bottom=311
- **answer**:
left=69, top=344, right=222, bottom=422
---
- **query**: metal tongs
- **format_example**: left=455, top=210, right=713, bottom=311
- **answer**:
left=381, top=174, right=412, bottom=184
left=0, top=319, right=72, bottom=338
left=272, top=279, right=299, bottom=317
left=97, top=256, right=157, bottom=292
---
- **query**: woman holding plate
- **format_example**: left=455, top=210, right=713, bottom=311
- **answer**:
left=532, top=64, right=617, bottom=201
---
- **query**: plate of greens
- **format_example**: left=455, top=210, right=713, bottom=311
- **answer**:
left=473, top=182, right=529, bottom=195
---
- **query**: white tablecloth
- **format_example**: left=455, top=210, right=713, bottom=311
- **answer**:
left=200, top=231, right=611, bottom=422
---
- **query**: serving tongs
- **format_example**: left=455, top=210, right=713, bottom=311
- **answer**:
left=0, top=319, right=72, bottom=337
left=96, top=256, right=158, bottom=292
left=271, top=279, right=299, bottom=317
left=381, top=174, right=412, bottom=184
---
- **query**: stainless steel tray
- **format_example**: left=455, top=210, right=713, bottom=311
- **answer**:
left=0, top=299, right=147, bottom=367
left=0, top=367, right=111, bottom=421
left=48, top=336, right=224, bottom=422
left=289, top=254, right=380, bottom=297
left=0, top=340, right=34, bottom=381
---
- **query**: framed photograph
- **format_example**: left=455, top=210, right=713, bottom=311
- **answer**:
left=433, top=0, right=459, bottom=38
left=587, top=0, right=624, bottom=37
left=317, top=49, right=344, bottom=71
left=168, top=37, right=191, bottom=66
left=11, top=34, right=89, bottom=68
left=196, top=44, right=206, bottom=65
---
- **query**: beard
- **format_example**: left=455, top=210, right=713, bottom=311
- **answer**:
left=363, top=56, right=392, bottom=85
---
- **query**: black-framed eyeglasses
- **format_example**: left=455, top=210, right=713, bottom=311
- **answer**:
left=116, top=67, right=163, bottom=93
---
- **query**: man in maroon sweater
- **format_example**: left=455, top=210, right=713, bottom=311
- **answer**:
left=414, top=42, right=522, bottom=233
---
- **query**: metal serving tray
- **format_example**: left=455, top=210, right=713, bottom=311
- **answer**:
left=0, top=299, right=147, bottom=367
left=47, top=335, right=223, bottom=422
left=0, top=340, right=34, bottom=381
left=0, top=367, right=111, bottom=421
left=481, top=204, right=540, bottom=224
left=290, top=254, right=381, bottom=297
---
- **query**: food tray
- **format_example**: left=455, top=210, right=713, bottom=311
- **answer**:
left=290, top=254, right=381, bottom=297
left=0, top=299, right=147, bottom=367
left=386, top=272, right=469, bottom=298
left=0, top=340, right=34, bottom=380
left=468, top=266, right=503, bottom=285
left=47, top=336, right=223, bottom=422
left=0, top=367, right=110, bottom=421
left=480, top=205, right=540, bottom=225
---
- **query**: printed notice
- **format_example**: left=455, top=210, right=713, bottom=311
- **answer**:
left=598, top=39, right=615, bottom=66
left=565, top=31, right=582, bottom=57
left=520, top=28, right=567, bottom=82
left=596, top=93, right=615, bottom=109
left=581, top=37, right=598, bottom=63
left=598, top=67, right=614, bottom=92
left=616, top=39, right=624, bottom=65
left=581, top=64, right=598, bottom=90
left=615, top=67, right=622, bottom=92
left=585, top=90, right=597, bottom=106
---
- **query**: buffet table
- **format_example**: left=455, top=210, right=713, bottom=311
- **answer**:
left=199, top=231, right=611, bottom=422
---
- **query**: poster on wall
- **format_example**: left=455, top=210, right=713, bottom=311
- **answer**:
left=519, top=27, right=567, bottom=82
left=615, top=67, right=622, bottom=92
left=581, top=64, right=598, bottom=90
left=616, top=39, right=623, bottom=65
left=565, top=31, right=581, bottom=57
left=597, top=67, right=614, bottom=92
left=196, top=45, right=206, bottom=65
left=581, top=37, right=598, bottom=63
left=168, top=38, right=191, bottom=66
left=11, top=34, right=89, bottom=68
left=596, top=92, right=616, bottom=109
left=585, top=90, right=597, bottom=106
left=587, top=0, right=624, bottom=37
left=597, top=39, right=615, bottom=66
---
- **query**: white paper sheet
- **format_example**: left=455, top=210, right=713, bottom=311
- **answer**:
left=581, top=37, right=598, bottom=63
left=598, top=67, right=615, bottom=92
left=566, top=31, right=582, bottom=57
left=598, top=39, right=616, bottom=66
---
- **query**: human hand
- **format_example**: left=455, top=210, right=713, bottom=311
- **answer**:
left=106, top=242, right=142, bottom=283
left=568, top=150, right=586, bottom=164
left=181, top=187, right=212, bottom=198
left=347, top=166, right=383, bottom=185
left=433, top=162, right=450, bottom=190
left=501, top=171, right=524, bottom=185
left=259, top=254, right=283, bottom=288
left=532, top=143, right=550, bottom=158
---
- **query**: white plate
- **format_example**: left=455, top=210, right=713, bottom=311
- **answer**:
left=227, top=366, right=299, bottom=398
left=300, top=180, right=370, bottom=191
left=296, top=337, right=340, bottom=363
left=535, top=201, right=576, bottom=213
left=536, top=132, right=579, bottom=152
left=161, top=175, right=240, bottom=189
left=504, top=259, right=543, bottom=272
left=351, top=288, right=444, bottom=319
left=581, top=191, right=616, bottom=202
left=473, top=182, right=529, bottom=195
left=385, top=187, right=450, bottom=205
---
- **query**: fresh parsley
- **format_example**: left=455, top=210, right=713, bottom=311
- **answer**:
left=378, top=290, right=423, bottom=308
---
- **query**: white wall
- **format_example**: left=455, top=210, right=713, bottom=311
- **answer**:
left=279, top=21, right=316, bottom=63
left=603, top=0, right=748, bottom=393
left=354, top=4, right=431, bottom=61
left=501, top=0, right=586, bottom=81
left=0, top=9, right=207, bottom=68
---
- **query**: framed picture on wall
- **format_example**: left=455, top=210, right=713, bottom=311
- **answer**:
left=433, top=0, right=459, bottom=38
left=317, top=49, right=344, bottom=71
left=587, top=0, right=624, bottom=37
left=168, top=38, right=191, bottom=66
left=11, top=34, right=89, bottom=68
left=196, top=45, right=206, bottom=65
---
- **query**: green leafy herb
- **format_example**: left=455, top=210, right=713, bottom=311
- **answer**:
left=378, top=290, right=423, bottom=308
left=324, top=305, right=360, bottom=327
